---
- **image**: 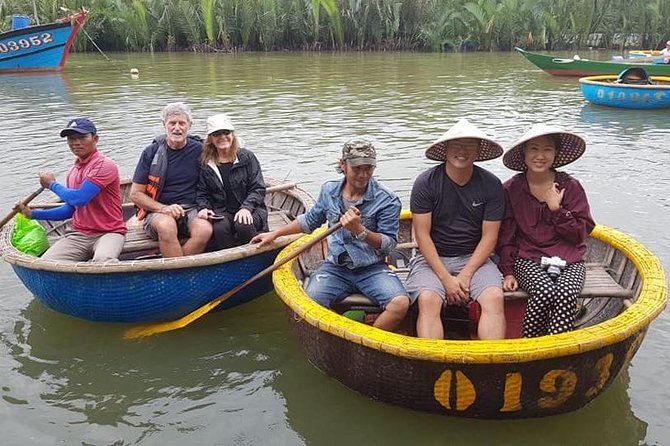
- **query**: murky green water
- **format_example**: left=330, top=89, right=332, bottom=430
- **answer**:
left=0, top=51, right=668, bottom=445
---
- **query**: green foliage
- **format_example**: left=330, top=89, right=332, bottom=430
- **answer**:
left=2, top=0, right=669, bottom=51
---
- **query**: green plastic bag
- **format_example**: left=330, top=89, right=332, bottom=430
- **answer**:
left=11, top=213, right=49, bottom=256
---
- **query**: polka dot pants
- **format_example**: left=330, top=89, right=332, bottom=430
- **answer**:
left=514, top=258, right=586, bottom=338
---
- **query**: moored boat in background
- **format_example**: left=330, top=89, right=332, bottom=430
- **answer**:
left=0, top=178, right=314, bottom=323
left=579, top=74, right=670, bottom=109
left=273, top=210, right=667, bottom=419
left=627, top=49, right=662, bottom=59
left=516, top=47, right=670, bottom=77
left=0, top=9, right=87, bottom=73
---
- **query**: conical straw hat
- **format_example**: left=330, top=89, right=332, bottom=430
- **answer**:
left=503, top=123, right=586, bottom=171
left=425, top=118, right=503, bottom=162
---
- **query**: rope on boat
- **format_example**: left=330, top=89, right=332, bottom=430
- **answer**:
left=81, top=27, right=112, bottom=62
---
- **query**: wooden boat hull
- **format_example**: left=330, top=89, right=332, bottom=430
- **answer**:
left=0, top=179, right=314, bottom=322
left=0, top=10, right=86, bottom=73
left=516, top=47, right=670, bottom=77
left=273, top=211, right=667, bottom=419
left=579, top=75, right=670, bottom=109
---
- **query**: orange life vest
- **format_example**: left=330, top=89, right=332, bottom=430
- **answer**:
left=136, top=136, right=169, bottom=220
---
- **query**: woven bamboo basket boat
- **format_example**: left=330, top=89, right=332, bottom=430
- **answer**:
left=579, top=74, right=670, bottom=109
left=273, top=210, right=667, bottom=419
left=0, top=178, right=314, bottom=323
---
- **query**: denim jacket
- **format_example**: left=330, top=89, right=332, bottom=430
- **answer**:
left=297, top=177, right=401, bottom=269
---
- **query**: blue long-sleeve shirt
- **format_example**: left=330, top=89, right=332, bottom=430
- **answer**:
left=297, top=177, right=401, bottom=269
left=30, top=179, right=100, bottom=220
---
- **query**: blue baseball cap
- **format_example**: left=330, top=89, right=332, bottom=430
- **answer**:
left=60, top=118, right=97, bottom=137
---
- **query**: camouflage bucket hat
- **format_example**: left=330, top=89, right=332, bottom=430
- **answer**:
left=341, top=139, right=377, bottom=167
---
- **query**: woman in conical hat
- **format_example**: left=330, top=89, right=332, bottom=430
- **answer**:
left=496, top=123, right=595, bottom=338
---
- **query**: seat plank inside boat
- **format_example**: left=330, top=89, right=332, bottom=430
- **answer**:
left=48, top=210, right=293, bottom=256
left=121, top=210, right=292, bottom=254
left=333, top=263, right=633, bottom=310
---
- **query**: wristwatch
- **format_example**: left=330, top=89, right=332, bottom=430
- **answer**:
left=356, top=228, right=369, bottom=241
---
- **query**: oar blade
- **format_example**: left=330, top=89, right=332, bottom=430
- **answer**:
left=123, top=300, right=222, bottom=340
left=122, top=222, right=342, bottom=340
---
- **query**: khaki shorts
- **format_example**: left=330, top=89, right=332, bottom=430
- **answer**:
left=143, top=205, right=198, bottom=240
left=404, top=254, right=502, bottom=304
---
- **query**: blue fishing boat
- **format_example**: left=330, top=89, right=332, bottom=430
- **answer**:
left=579, top=72, right=670, bottom=109
left=0, top=9, right=86, bottom=73
left=0, top=179, right=314, bottom=322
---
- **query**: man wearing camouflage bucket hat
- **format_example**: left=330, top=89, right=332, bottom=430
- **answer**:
left=497, top=123, right=595, bottom=337
left=405, top=118, right=507, bottom=340
left=253, top=139, right=410, bottom=332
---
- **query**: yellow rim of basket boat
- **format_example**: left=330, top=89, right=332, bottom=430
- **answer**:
left=273, top=210, right=667, bottom=364
left=579, top=75, right=670, bottom=84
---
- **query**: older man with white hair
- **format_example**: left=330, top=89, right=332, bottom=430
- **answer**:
left=130, top=102, right=212, bottom=257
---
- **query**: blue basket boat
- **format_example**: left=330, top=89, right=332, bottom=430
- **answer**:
left=0, top=9, right=86, bottom=73
left=579, top=74, right=670, bottom=109
left=0, top=178, right=313, bottom=322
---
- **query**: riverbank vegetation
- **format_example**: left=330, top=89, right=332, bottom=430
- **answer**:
left=2, top=0, right=670, bottom=52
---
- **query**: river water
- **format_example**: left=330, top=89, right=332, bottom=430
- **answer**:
left=0, top=51, right=668, bottom=445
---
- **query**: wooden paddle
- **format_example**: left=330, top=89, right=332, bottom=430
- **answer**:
left=124, top=221, right=343, bottom=339
left=0, top=187, right=45, bottom=230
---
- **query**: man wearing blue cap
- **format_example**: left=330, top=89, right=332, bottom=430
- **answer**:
left=15, top=118, right=126, bottom=262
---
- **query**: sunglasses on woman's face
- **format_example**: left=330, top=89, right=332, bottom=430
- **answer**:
left=211, top=129, right=232, bottom=137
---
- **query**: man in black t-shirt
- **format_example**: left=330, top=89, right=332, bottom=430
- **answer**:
left=405, top=119, right=506, bottom=340
left=130, top=102, right=213, bottom=257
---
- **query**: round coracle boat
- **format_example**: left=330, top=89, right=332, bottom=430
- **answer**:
left=273, top=210, right=667, bottom=419
left=579, top=74, right=670, bottom=109
left=627, top=50, right=662, bottom=58
left=0, top=178, right=314, bottom=323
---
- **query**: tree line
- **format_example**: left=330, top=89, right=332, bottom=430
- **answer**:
left=2, top=0, right=669, bottom=52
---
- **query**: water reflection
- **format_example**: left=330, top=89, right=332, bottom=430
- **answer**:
left=274, top=345, right=647, bottom=445
left=5, top=297, right=301, bottom=444
left=578, top=103, right=670, bottom=136
left=0, top=72, right=72, bottom=102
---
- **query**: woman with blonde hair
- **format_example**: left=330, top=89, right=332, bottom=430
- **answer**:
left=196, top=114, right=268, bottom=250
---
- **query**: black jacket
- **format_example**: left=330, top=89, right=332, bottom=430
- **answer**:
left=196, top=148, right=268, bottom=230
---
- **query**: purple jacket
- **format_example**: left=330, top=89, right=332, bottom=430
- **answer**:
left=496, top=171, right=596, bottom=276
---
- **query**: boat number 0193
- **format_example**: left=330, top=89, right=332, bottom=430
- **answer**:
left=432, top=332, right=644, bottom=414
left=0, top=33, right=54, bottom=53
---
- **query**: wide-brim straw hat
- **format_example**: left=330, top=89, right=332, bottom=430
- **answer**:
left=503, top=123, right=586, bottom=172
left=425, top=118, right=503, bottom=162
